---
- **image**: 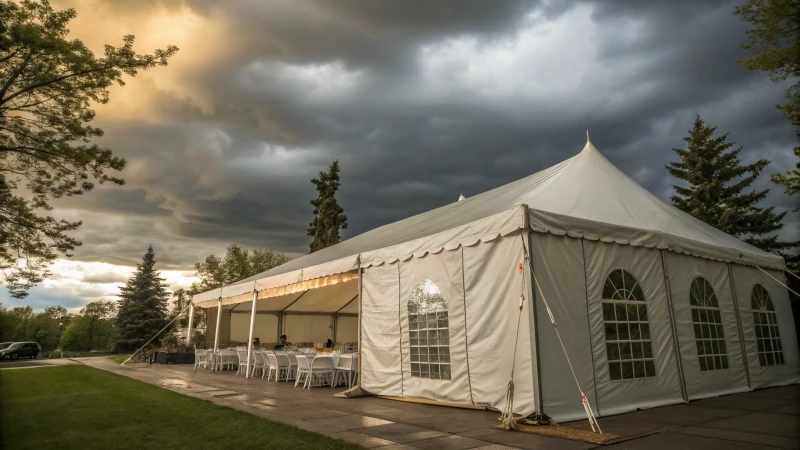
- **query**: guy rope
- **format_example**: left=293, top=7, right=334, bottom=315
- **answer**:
left=517, top=233, right=603, bottom=433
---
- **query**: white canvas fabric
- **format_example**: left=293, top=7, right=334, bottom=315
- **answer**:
left=530, top=233, right=598, bottom=421
left=230, top=313, right=279, bottom=343
left=663, top=253, right=748, bottom=400
left=730, top=264, right=800, bottom=389
left=360, top=262, right=403, bottom=396
left=584, top=242, right=684, bottom=417
left=195, top=141, right=784, bottom=304
left=463, top=234, right=536, bottom=415
left=283, top=315, right=334, bottom=343
left=398, top=249, right=470, bottom=404
left=336, top=316, right=359, bottom=343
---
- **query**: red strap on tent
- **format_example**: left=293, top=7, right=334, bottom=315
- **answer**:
left=518, top=263, right=523, bottom=274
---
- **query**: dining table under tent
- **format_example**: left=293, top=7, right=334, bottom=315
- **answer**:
left=188, top=138, right=799, bottom=425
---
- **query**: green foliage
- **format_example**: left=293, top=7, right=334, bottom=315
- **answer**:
left=115, top=246, right=170, bottom=352
left=191, top=329, right=206, bottom=348
left=60, top=301, right=117, bottom=351
left=668, top=115, right=796, bottom=252
left=308, top=160, right=348, bottom=253
left=0, top=0, right=178, bottom=298
left=170, top=288, right=191, bottom=328
left=736, top=0, right=800, bottom=201
left=0, top=365, right=362, bottom=449
left=159, top=332, right=192, bottom=353
left=0, top=301, right=68, bottom=349
left=106, top=353, right=132, bottom=363
left=189, top=244, right=289, bottom=294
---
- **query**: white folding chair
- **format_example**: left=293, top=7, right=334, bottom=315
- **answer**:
left=220, top=349, right=237, bottom=371
left=251, top=351, right=266, bottom=377
left=266, top=353, right=290, bottom=382
left=332, top=354, right=356, bottom=388
left=261, top=351, right=273, bottom=380
left=295, top=355, right=311, bottom=388
left=276, top=353, right=294, bottom=381
left=236, top=349, right=254, bottom=375
left=194, top=349, right=208, bottom=371
left=307, top=356, right=335, bottom=388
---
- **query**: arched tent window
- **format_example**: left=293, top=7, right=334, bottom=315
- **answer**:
left=408, top=280, right=451, bottom=380
left=690, top=277, right=728, bottom=371
left=602, top=269, right=656, bottom=380
left=752, top=284, right=784, bottom=366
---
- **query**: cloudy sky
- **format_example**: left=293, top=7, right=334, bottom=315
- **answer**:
left=2, top=0, right=797, bottom=311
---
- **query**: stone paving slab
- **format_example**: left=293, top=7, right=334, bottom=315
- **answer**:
left=673, top=425, right=800, bottom=449
left=407, top=435, right=492, bottom=449
left=401, top=415, right=489, bottom=434
left=604, top=403, right=749, bottom=426
left=563, top=416, right=680, bottom=437
left=742, top=385, right=800, bottom=400
left=691, top=394, right=795, bottom=411
left=769, top=403, right=800, bottom=415
left=353, top=423, right=448, bottom=443
left=700, top=411, right=800, bottom=438
left=317, top=413, right=395, bottom=430
left=602, top=430, right=783, bottom=450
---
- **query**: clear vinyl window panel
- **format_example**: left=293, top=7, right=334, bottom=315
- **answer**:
left=751, top=284, right=784, bottom=366
left=690, top=276, right=729, bottom=371
left=602, top=269, right=656, bottom=381
left=408, top=279, right=451, bottom=381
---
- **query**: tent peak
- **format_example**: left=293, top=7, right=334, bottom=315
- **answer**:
left=458, top=194, right=466, bottom=201
left=586, top=130, right=590, bottom=142
left=580, top=139, right=601, bottom=155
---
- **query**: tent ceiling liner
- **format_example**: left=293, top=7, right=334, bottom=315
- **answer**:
left=194, top=142, right=785, bottom=304
left=195, top=272, right=358, bottom=308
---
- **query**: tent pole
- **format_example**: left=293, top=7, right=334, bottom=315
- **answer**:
left=660, top=250, right=688, bottom=403
left=357, top=257, right=363, bottom=387
left=186, top=300, right=195, bottom=345
left=526, top=229, right=544, bottom=418
left=580, top=239, right=600, bottom=416
left=332, top=314, right=338, bottom=344
left=727, top=263, right=751, bottom=389
left=246, top=283, right=257, bottom=379
left=213, top=295, right=222, bottom=371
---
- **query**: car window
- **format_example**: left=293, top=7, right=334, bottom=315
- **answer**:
left=0, top=343, right=11, bottom=350
left=8, top=343, right=23, bottom=349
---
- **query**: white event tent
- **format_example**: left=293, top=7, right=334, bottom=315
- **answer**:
left=190, top=140, right=799, bottom=422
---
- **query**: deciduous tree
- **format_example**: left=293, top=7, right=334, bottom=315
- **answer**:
left=736, top=0, right=800, bottom=202
left=0, top=0, right=178, bottom=298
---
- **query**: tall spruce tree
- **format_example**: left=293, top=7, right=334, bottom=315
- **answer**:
left=308, top=160, right=348, bottom=253
left=115, top=246, right=170, bottom=352
left=668, top=115, right=797, bottom=255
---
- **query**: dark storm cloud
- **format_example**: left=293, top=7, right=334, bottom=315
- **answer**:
left=53, top=0, right=799, bottom=273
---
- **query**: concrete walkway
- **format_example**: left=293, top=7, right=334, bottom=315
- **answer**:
left=78, top=358, right=799, bottom=450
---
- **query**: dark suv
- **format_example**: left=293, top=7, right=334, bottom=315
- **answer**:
left=0, top=342, right=41, bottom=360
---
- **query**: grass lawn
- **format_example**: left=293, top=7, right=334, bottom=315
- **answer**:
left=107, top=354, right=132, bottom=364
left=0, top=365, right=363, bottom=450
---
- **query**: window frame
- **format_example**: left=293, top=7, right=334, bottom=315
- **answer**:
left=689, top=276, right=729, bottom=372
left=751, top=284, right=784, bottom=367
left=601, top=268, right=657, bottom=382
left=408, top=279, right=452, bottom=381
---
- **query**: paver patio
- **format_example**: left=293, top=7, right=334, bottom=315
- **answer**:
left=78, top=357, right=800, bottom=449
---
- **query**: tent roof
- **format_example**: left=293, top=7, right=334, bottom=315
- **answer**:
left=195, top=140, right=784, bottom=303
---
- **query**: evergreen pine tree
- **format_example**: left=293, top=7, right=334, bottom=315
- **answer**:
left=115, top=245, right=170, bottom=352
left=308, top=160, right=348, bottom=253
left=667, top=115, right=797, bottom=255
